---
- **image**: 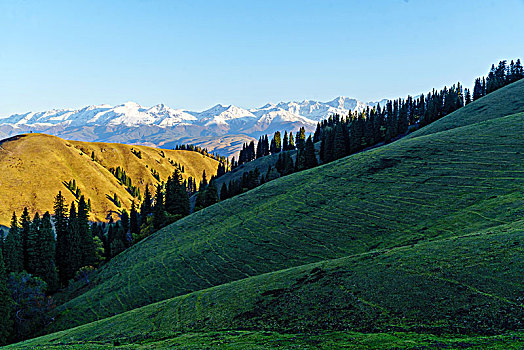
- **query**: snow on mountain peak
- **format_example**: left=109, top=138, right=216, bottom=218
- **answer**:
left=0, top=97, right=388, bottom=134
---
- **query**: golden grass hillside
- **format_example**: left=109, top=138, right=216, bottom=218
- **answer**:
left=0, top=133, right=219, bottom=225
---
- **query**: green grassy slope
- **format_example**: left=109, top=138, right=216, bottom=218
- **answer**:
left=9, top=221, right=524, bottom=348
left=45, top=106, right=524, bottom=332
left=408, top=79, right=524, bottom=139
left=10, top=331, right=524, bottom=350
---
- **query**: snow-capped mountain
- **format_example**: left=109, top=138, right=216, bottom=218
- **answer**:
left=0, top=97, right=387, bottom=157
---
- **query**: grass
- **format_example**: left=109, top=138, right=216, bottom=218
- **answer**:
left=0, top=133, right=219, bottom=224
left=7, top=223, right=524, bottom=348
left=42, top=88, right=524, bottom=333
left=8, top=330, right=524, bottom=349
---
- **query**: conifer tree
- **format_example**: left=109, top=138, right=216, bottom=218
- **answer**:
left=263, top=135, right=270, bottom=156
left=111, top=223, right=126, bottom=257
left=78, top=196, right=95, bottom=265
left=283, top=131, right=289, bottom=151
left=130, top=201, right=140, bottom=236
left=296, top=127, right=306, bottom=150
left=54, top=191, right=69, bottom=285
left=141, top=185, right=152, bottom=217
left=0, top=248, right=12, bottom=345
left=195, top=185, right=207, bottom=211
left=270, top=131, right=282, bottom=154
left=473, top=78, right=483, bottom=101
left=65, top=201, right=80, bottom=281
left=313, top=123, right=321, bottom=142
left=333, top=123, right=346, bottom=160
left=4, top=212, right=23, bottom=273
left=288, top=131, right=295, bottom=150
left=204, top=182, right=219, bottom=207
left=153, top=184, right=166, bottom=230
left=35, top=212, right=58, bottom=292
left=121, top=209, right=130, bottom=241
left=295, top=150, right=306, bottom=171
left=165, top=169, right=189, bottom=217
left=25, top=212, right=40, bottom=275
left=20, top=207, right=31, bottom=271
left=324, top=129, right=335, bottom=163
left=465, top=88, right=471, bottom=105
left=304, top=136, right=318, bottom=169
left=201, top=170, right=208, bottom=187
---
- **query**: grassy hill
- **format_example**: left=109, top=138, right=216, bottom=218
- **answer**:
left=0, top=133, right=219, bottom=224
left=40, top=78, right=524, bottom=334
left=8, top=221, right=524, bottom=348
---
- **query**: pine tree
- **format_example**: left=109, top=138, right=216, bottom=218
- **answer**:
left=153, top=184, right=166, bottom=230
left=322, top=128, right=335, bottom=163
left=66, top=201, right=81, bottom=281
left=20, top=207, right=31, bottom=271
left=25, top=212, right=40, bottom=275
left=165, top=168, right=189, bottom=217
left=201, top=170, right=208, bottom=187
left=304, top=136, right=318, bottom=169
left=130, top=201, right=140, bottom=236
left=333, top=123, right=346, bottom=160
left=263, top=135, right=270, bottom=156
left=0, top=248, right=12, bottom=345
left=54, top=191, right=69, bottom=285
left=78, top=196, right=95, bottom=265
left=288, top=132, right=295, bottom=150
left=313, top=123, right=321, bottom=142
left=296, top=127, right=306, bottom=150
left=141, top=185, right=152, bottom=217
left=270, top=131, right=282, bottom=154
left=121, top=209, right=130, bottom=239
left=35, top=212, right=58, bottom=292
left=195, top=185, right=207, bottom=211
left=465, top=88, right=472, bottom=105
left=295, top=150, right=306, bottom=171
left=204, top=182, right=219, bottom=207
left=4, top=212, right=23, bottom=273
left=283, top=131, right=289, bottom=151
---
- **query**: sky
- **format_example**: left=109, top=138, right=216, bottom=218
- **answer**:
left=0, top=0, right=523, bottom=116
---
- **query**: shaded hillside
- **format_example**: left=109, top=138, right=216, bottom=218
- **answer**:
left=0, top=133, right=219, bottom=224
left=45, top=105, right=524, bottom=332
left=9, top=221, right=524, bottom=348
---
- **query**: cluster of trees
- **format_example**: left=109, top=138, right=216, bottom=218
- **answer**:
left=218, top=58, right=524, bottom=204
left=150, top=168, right=160, bottom=181
left=315, top=81, right=467, bottom=163
left=175, top=143, right=228, bottom=164
left=167, top=158, right=185, bottom=173
left=109, top=166, right=141, bottom=199
left=65, top=179, right=82, bottom=198
left=473, top=59, right=524, bottom=100
left=131, top=148, right=142, bottom=159
left=0, top=194, right=104, bottom=343
left=232, top=128, right=308, bottom=169
left=219, top=136, right=317, bottom=200
left=136, top=168, right=192, bottom=237
left=194, top=171, right=219, bottom=211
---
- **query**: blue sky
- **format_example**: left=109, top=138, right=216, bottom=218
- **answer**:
left=1, top=0, right=523, bottom=116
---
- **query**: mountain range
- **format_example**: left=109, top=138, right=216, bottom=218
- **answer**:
left=0, top=97, right=387, bottom=157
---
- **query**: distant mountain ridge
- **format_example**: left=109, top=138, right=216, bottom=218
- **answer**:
left=0, top=97, right=387, bottom=157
